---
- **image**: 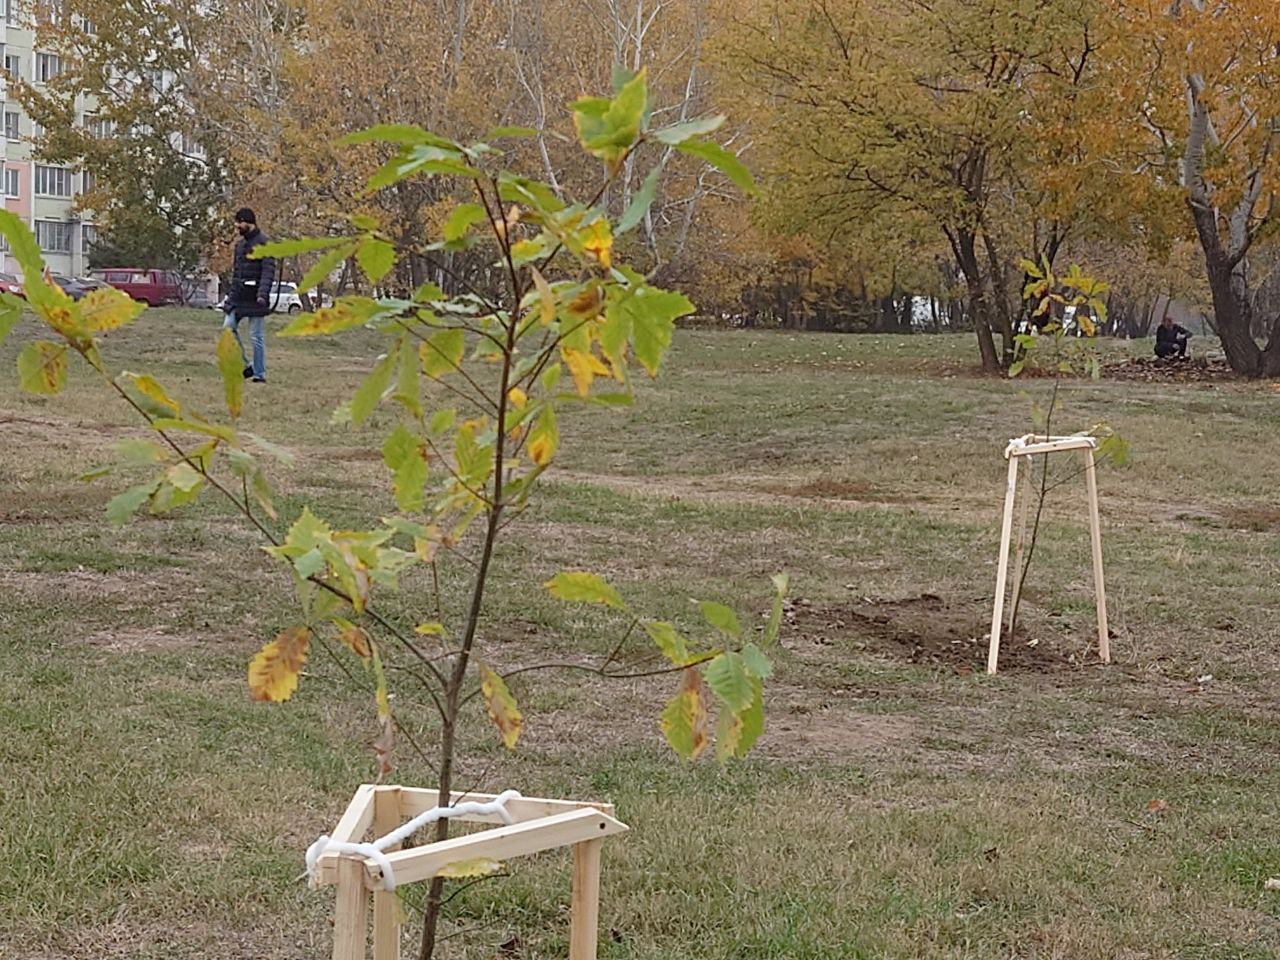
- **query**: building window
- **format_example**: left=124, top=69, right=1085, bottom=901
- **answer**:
left=3, top=0, right=15, bottom=26
left=36, top=0, right=63, bottom=26
left=4, top=112, right=18, bottom=141
left=80, top=16, right=95, bottom=35
left=4, top=169, right=18, bottom=198
left=31, top=120, right=44, bottom=140
left=82, top=222, right=97, bottom=253
left=35, top=53, right=62, bottom=84
left=35, top=220, right=72, bottom=254
left=4, top=55, right=19, bottom=81
left=86, top=115, right=113, bottom=139
left=34, top=165, right=72, bottom=197
left=82, top=169, right=96, bottom=194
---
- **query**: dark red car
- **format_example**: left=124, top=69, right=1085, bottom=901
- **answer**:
left=91, top=268, right=183, bottom=306
left=0, top=271, right=24, bottom=298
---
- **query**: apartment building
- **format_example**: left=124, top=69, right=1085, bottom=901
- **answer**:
left=1, top=0, right=95, bottom=278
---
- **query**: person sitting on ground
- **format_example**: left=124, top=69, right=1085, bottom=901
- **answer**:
left=1154, top=314, right=1191, bottom=360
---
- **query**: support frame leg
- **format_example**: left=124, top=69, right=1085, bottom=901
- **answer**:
left=988, top=455, right=1020, bottom=675
left=1084, top=448, right=1110, bottom=663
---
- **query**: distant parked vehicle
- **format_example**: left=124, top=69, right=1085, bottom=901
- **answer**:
left=186, top=290, right=220, bottom=310
left=90, top=268, right=183, bottom=306
left=0, top=271, right=24, bottom=298
left=74, top=276, right=110, bottom=294
left=268, top=282, right=332, bottom=314
left=50, top=275, right=95, bottom=301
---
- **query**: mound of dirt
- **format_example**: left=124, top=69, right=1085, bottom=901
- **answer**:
left=785, top=593, right=1077, bottom=673
left=1103, top=355, right=1237, bottom=382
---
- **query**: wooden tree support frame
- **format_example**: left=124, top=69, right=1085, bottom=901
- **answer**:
left=314, top=786, right=629, bottom=960
left=988, top=434, right=1110, bottom=675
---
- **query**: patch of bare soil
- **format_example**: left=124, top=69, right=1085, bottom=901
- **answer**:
left=550, top=470, right=933, bottom=514
left=1104, top=355, right=1238, bottom=383
left=762, top=478, right=917, bottom=504
left=81, top=627, right=191, bottom=654
left=785, top=593, right=1076, bottom=673
left=1217, top=502, right=1280, bottom=532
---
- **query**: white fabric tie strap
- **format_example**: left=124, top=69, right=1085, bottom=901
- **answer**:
left=305, top=789, right=522, bottom=892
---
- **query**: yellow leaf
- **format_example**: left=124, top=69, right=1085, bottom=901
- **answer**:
left=437, top=858, right=504, bottom=879
left=562, top=347, right=611, bottom=398
left=581, top=218, right=613, bottom=269
left=527, top=406, right=558, bottom=466
left=124, top=373, right=181, bottom=415
left=478, top=663, right=522, bottom=749
left=81, top=288, right=145, bottom=332
left=414, top=622, right=447, bottom=637
left=336, top=619, right=372, bottom=659
left=247, top=626, right=310, bottom=702
left=507, top=386, right=528, bottom=408
left=530, top=266, right=556, bottom=325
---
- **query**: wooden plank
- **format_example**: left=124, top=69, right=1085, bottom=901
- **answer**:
left=1084, top=449, right=1111, bottom=664
left=315, top=785, right=379, bottom=887
left=569, top=839, right=603, bottom=960
left=365, top=808, right=628, bottom=890
left=987, top=455, right=1020, bottom=675
left=372, top=788, right=402, bottom=960
left=331, top=856, right=369, bottom=960
left=397, top=789, right=614, bottom=825
left=1008, top=437, right=1097, bottom=458
left=1006, top=459, right=1033, bottom=632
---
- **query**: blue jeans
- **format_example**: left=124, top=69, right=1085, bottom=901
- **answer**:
left=224, top=309, right=266, bottom=380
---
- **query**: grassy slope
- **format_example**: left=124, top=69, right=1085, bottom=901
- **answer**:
left=1, top=309, right=1278, bottom=959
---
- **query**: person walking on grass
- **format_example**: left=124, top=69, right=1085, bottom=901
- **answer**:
left=223, top=207, right=275, bottom=383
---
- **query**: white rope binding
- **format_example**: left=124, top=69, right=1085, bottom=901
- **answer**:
left=305, top=789, right=522, bottom=892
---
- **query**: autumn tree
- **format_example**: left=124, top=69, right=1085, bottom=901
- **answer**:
left=1107, top=0, right=1280, bottom=376
left=721, top=0, right=1134, bottom=371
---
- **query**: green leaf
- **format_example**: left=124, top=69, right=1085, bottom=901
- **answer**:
left=700, top=601, right=741, bottom=639
left=1007, top=359, right=1026, bottom=378
left=419, top=328, right=465, bottom=378
left=393, top=334, right=422, bottom=418
left=617, top=163, right=662, bottom=235
left=216, top=328, right=244, bottom=418
left=0, top=209, right=45, bottom=287
left=717, top=678, right=764, bottom=762
left=544, top=571, right=625, bottom=609
left=278, top=296, right=389, bottom=337
left=17, top=341, right=68, bottom=394
left=106, top=479, right=160, bottom=526
left=0, top=298, right=20, bottom=347
left=675, top=139, right=755, bottom=194
left=527, top=404, right=559, bottom=466
left=340, top=125, right=462, bottom=151
left=619, top=286, right=694, bottom=376
left=299, top=243, right=356, bottom=294
left=742, top=641, right=773, bottom=680
left=356, top=239, right=397, bottom=284
left=252, top=236, right=349, bottom=259
left=573, top=69, right=648, bottom=169
left=661, top=667, right=709, bottom=760
left=382, top=423, right=428, bottom=512
left=643, top=620, right=690, bottom=666
left=652, top=115, right=726, bottom=146
left=443, top=202, right=488, bottom=243
left=704, top=652, right=754, bottom=712
left=428, top=407, right=457, bottom=437
left=350, top=344, right=400, bottom=426
left=765, top=573, right=789, bottom=646
left=496, top=173, right=566, bottom=215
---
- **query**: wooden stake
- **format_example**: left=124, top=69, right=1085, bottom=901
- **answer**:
left=1006, top=458, right=1034, bottom=632
left=1084, top=448, right=1111, bottom=663
left=332, top=857, right=369, bottom=960
left=373, top=788, right=402, bottom=960
left=569, top=839, right=604, bottom=960
left=988, top=455, right=1020, bottom=675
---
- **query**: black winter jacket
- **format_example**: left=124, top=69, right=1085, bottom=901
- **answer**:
left=230, top=227, right=276, bottom=318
